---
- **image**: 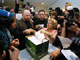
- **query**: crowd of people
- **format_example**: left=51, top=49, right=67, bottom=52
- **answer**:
left=0, top=2, right=80, bottom=60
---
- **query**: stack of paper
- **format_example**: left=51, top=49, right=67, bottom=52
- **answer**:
left=28, top=31, right=48, bottom=45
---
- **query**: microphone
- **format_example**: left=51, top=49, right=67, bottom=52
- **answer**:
left=0, top=9, right=14, bottom=18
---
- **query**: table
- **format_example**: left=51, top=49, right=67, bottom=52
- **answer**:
left=18, top=49, right=50, bottom=60
left=58, top=36, right=72, bottom=48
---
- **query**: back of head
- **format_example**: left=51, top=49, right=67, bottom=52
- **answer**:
left=55, top=7, right=63, bottom=16
left=0, top=9, right=14, bottom=28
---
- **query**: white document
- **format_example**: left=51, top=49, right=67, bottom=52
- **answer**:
left=16, top=14, right=22, bottom=20
left=61, top=50, right=80, bottom=60
left=28, top=31, right=48, bottom=45
left=38, top=24, right=44, bottom=28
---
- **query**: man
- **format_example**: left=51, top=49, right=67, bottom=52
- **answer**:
left=16, top=10, right=36, bottom=50
left=34, top=10, right=48, bottom=30
left=16, top=10, right=35, bottom=35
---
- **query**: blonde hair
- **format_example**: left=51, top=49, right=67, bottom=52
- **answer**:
left=66, top=2, right=72, bottom=6
left=50, top=10, right=57, bottom=16
left=48, top=18, right=58, bottom=29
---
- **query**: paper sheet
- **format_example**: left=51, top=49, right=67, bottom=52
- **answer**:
left=28, top=31, right=48, bottom=45
left=61, top=50, right=80, bottom=60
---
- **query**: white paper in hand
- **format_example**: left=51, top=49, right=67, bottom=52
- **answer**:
left=27, top=31, right=48, bottom=45
left=35, top=31, right=45, bottom=41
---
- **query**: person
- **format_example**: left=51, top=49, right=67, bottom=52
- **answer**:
left=40, top=18, right=63, bottom=49
left=0, top=39, right=19, bottom=60
left=16, top=10, right=36, bottom=50
left=34, top=10, right=48, bottom=30
left=16, top=9, right=36, bottom=35
left=0, top=9, right=19, bottom=60
left=65, top=2, right=72, bottom=19
left=50, top=38, right=80, bottom=60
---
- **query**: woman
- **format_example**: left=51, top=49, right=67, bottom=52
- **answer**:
left=40, top=18, right=63, bottom=49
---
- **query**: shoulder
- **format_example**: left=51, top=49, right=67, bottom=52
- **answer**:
left=43, top=28, right=47, bottom=30
left=52, top=29, right=57, bottom=33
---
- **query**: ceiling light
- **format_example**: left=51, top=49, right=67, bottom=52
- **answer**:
left=41, top=2, right=44, bottom=5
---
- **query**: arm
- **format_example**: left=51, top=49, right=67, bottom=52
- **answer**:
left=40, top=29, right=58, bottom=40
left=9, top=46, right=19, bottom=60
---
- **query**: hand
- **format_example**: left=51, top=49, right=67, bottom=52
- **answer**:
left=9, top=46, right=19, bottom=60
left=35, top=25, right=40, bottom=29
left=29, top=29, right=36, bottom=34
left=11, top=38, right=20, bottom=47
left=23, top=29, right=31, bottom=34
left=40, top=29, right=46, bottom=34
left=23, top=29, right=36, bottom=34
left=50, top=49, right=61, bottom=60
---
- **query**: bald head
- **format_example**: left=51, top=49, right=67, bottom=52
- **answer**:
left=23, top=10, right=31, bottom=21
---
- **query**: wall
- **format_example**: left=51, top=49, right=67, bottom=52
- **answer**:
left=48, top=0, right=80, bottom=10
left=4, top=0, right=15, bottom=7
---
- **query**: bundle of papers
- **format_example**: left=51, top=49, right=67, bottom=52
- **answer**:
left=27, top=31, right=48, bottom=45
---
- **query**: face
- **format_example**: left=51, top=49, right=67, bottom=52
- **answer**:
left=47, top=21, right=53, bottom=29
left=50, top=14, right=56, bottom=19
left=23, top=11, right=31, bottom=21
left=11, top=39, right=20, bottom=47
left=10, top=8, right=15, bottom=14
left=39, top=11, right=45, bottom=19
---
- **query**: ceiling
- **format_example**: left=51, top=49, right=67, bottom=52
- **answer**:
left=23, top=0, right=58, bottom=11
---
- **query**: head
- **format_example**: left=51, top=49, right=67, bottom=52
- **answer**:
left=47, top=18, right=58, bottom=29
left=50, top=10, right=57, bottom=19
left=73, top=8, right=79, bottom=20
left=25, top=5, right=30, bottom=10
left=18, top=9, right=22, bottom=13
left=0, top=9, right=15, bottom=28
left=65, top=2, right=72, bottom=10
left=39, top=10, right=45, bottom=20
left=10, top=8, right=15, bottom=14
left=22, top=10, right=31, bottom=21
left=0, top=39, right=6, bottom=60
left=67, top=6, right=74, bottom=20
left=55, top=7, right=63, bottom=16
left=0, top=4, right=3, bottom=9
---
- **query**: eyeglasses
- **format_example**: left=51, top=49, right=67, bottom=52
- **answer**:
left=47, top=22, right=53, bottom=24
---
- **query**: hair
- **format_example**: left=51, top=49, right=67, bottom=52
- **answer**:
left=50, top=10, right=57, bottom=16
left=66, top=2, right=72, bottom=6
left=38, top=10, right=45, bottom=14
left=73, top=8, right=80, bottom=19
left=48, top=18, right=58, bottom=29
left=0, top=39, right=5, bottom=55
left=55, top=7, right=63, bottom=16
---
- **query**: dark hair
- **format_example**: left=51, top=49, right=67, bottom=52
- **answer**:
left=73, top=8, right=79, bottom=13
left=38, top=10, right=45, bottom=14
left=0, top=16, right=13, bottom=28
left=0, top=39, right=5, bottom=55
left=55, top=7, right=63, bottom=16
